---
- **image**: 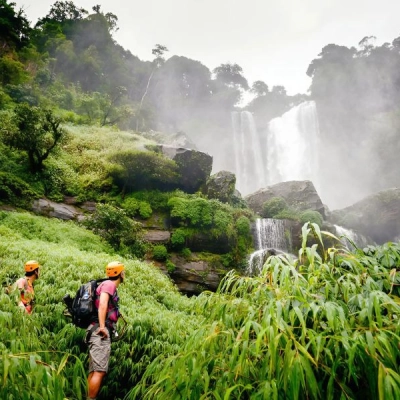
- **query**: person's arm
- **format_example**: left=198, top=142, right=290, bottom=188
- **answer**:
left=97, top=291, right=110, bottom=338
left=16, top=278, right=26, bottom=291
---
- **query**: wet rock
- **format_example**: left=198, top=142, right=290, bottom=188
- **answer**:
left=204, top=170, right=237, bottom=203
left=32, top=199, right=82, bottom=220
left=157, top=145, right=213, bottom=193
left=245, top=180, right=325, bottom=217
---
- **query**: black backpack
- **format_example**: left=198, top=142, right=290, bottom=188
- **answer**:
left=63, top=278, right=107, bottom=328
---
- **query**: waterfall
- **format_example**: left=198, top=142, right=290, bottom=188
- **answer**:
left=266, top=101, right=321, bottom=190
left=334, top=225, right=369, bottom=250
left=231, top=111, right=267, bottom=196
left=247, top=218, right=288, bottom=276
left=254, top=218, right=288, bottom=251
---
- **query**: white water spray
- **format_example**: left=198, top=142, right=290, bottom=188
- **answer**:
left=267, top=101, right=321, bottom=190
left=334, top=225, right=369, bottom=249
left=247, top=218, right=288, bottom=275
left=231, top=111, right=266, bottom=195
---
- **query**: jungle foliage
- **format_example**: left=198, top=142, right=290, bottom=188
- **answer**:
left=2, top=214, right=398, bottom=399
left=131, top=224, right=400, bottom=400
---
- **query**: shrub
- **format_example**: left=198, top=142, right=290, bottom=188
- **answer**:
left=0, top=172, right=38, bottom=207
left=121, top=197, right=153, bottom=219
left=235, top=215, right=251, bottom=236
left=165, top=260, right=176, bottom=274
left=83, top=203, right=143, bottom=252
left=171, top=228, right=187, bottom=248
left=152, top=245, right=168, bottom=261
left=300, top=209, right=323, bottom=226
left=275, top=208, right=300, bottom=221
left=121, top=197, right=140, bottom=217
left=108, top=150, right=179, bottom=192
left=180, top=247, right=192, bottom=259
left=40, top=156, right=80, bottom=200
left=138, top=201, right=152, bottom=219
left=261, top=196, right=288, bottom=218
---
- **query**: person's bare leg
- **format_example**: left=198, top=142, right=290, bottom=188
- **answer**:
left=88, top=371, right=106, bottom=399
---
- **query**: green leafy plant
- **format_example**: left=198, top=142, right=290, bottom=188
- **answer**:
left=130, top=223, right=400, bottom=399
left=82, top=203, right=143, bottom=254
left=152, top=244, right=168, bottom=261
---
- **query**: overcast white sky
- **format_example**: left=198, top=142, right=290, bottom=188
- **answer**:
left=13, top=0, right=400, bottom=95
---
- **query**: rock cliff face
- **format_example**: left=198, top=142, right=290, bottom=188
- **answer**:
left=245, top=180, right=326, bottom=217
left=329, top=188, right=400, bottom=244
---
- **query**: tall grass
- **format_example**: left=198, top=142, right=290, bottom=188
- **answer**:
left=130, top=223, right=400, bottom=399
left=0, top=211, right=200, bottom=399
left=2, top=214, right=400, bottom=399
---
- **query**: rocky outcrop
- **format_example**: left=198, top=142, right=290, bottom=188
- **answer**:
left=32, top=199, right=83, bottom=220
left=204, top=170, right=237, bottom=203
left=245, top=180, right=326, bottom=217
left=157, top=145, right=213, bottom=193
left=169, top=255, right=224, bottom=295
left=329, top=188, right=400, bottom=244
left=143, top=229, right=170, bottom=243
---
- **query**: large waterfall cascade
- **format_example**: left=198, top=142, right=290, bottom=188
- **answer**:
left=231, top=111, right=267, bottom=195
left=230, top=101, right=321, bottom=198
left=267, top=101, right=321, bottom=190
left=247, top=218, right=289, bottom=276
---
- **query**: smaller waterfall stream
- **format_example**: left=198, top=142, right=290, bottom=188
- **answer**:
left=334, top=225, right=369, bottom=250
left=247, top=219, right=288, bottom=276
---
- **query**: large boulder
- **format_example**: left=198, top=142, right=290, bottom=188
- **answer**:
left=32, top=199, right=83, bottom=220
left=245, top=180, right=326, bottom=217
left=329, top=188, right=400, bottom=244
left=204, top=170, right=237, bottom=203
left=157, top=145, right=213, bottom=193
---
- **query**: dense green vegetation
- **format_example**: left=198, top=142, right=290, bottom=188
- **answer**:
left=1, top=1, right=400, bottom=398
left=1, top=213, right=400, bottom=399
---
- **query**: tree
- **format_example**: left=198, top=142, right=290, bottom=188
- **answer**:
left=212, top=63, right=249, bottom=90
left=250, top=80, right=269, bottom=97
left=1, top=104, right=66, bottom=172
left=136, top=44, right=168, bottom=130
left=43, top=1, right=88, bottom=22
left=92, top=5, right=119, bottom=34
left=0, top=0, right=31, bottom=51
left=149, top=55, right=212, bottom=128
left=271, top=85, right=287, bottom=96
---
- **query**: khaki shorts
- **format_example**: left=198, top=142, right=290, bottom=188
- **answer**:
left=87, top=327, right=111, bottom=373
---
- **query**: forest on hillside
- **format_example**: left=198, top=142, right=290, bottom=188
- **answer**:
left=1, top=2, right=400, bottom=399
left=1, top=0, right=400, bottom=208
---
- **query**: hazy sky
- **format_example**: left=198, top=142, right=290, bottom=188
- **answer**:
left=13, top=0, right=400, bottom=95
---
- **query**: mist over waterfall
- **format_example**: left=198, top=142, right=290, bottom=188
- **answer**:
left=230, top=101, right=322, bottom=199
left=231, top=111, right=267, bottom=195
left=267, top=101, right=321, bottom=191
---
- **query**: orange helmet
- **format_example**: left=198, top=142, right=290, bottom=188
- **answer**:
left=106, top=261, right=125, bottom=277
left=25, top=260, right=40, bottom=272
